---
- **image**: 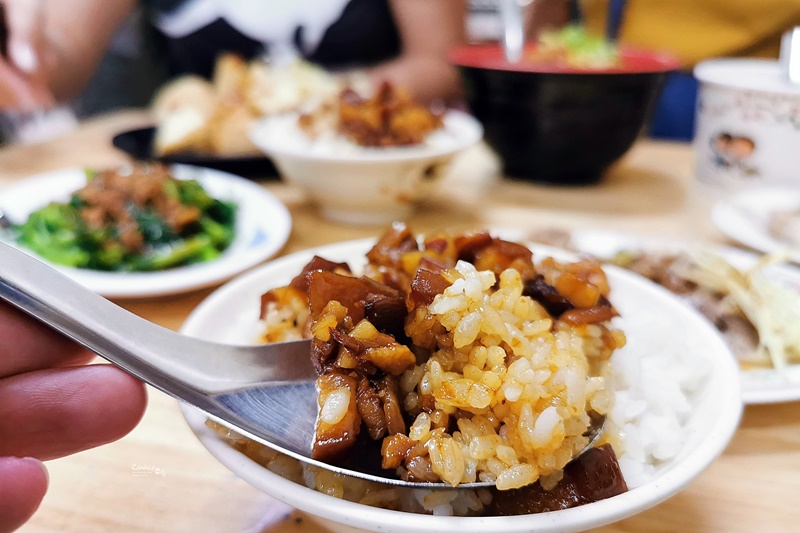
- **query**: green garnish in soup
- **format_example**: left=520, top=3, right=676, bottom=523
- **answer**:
left=533, top=25, right=620, bottom=69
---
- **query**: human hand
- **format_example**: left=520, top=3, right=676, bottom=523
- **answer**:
left=0, top=0, right=55, bottom=110
left=0, top=301, right=147, bottom=532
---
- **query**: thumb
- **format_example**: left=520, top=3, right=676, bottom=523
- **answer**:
left=0, top=456, right=49, bottom=533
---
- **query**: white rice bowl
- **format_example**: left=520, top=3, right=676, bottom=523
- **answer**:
left=180, top=238, right=742, bottom=533
left=248, top=112, right=483, bottom=225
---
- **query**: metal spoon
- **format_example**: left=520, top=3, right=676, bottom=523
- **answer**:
left=605, top=0, right=628, bottom=42
left=780, top=26, right=800, bottom=85
left=0, top=208, right=13, bottom=230
left=0, top=241, right=605, bottom=489
left=500, top=0, right=526, bottom=63
left=567, top=0, right=584, bottom=26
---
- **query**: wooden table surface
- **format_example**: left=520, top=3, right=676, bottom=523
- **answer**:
left=3, top=111, right=799, bottom=533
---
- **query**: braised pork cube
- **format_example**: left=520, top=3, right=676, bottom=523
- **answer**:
left=489, top=444, right=628, bottom=516
left=375, top=375, right=406, bottom=435
left=307, top=270, right=402, bottom=326
left=312, top=300, right=415, bottom=376
left=366, top=221, right=419, bottom=268
left=289, top=255, right=351, bottom=294
left=356, top=377, right=388, bottom=440
left=407, top=258, right=450, bottom=310
left=523, top=274, right=574, bottom=317
left=455, top=232, right=536, bottom=279
left=313, top=372, right=361, bottom=462
left=356, top=375, right=407, bottom=441
left=364, top=222, right=421, bottom=292
left=559, top=296, right=618, bottom=326
left=350, top=321, right=415, bottom=376
left=259, top=254, right=347, bottom=328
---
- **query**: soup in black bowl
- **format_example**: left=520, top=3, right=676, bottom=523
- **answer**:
left=450, top=44, right=680, bottom=185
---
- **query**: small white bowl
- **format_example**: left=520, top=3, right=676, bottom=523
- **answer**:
left=250, top=111, right=483, bottom=225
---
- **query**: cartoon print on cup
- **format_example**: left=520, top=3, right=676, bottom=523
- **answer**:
left=711, top=132, right=758, bottom=176
left=712, top=133, right=733, bottom=168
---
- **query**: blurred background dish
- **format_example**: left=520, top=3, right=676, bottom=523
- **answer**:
left=112, top=126, right=279, bottom=179
left=12, top=163, right=239, bottom=273
left=0, top=165, right=291, bottom=297
left=112, top=55, right=372, bottom=179
left=450, top=42, right=679, bottom=185
left=711, top=186, right=800, bottom=264
left=149, top=56, right=359, bottom=158
left=529, top=228, right=800, bottom=404
left=250, top=84, right=483, bottom=225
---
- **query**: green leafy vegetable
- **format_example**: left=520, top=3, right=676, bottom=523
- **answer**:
left=13, top=165, right=238, bottom=272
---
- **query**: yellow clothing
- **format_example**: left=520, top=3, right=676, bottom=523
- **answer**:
left=582, top=0, right=800, bottom=68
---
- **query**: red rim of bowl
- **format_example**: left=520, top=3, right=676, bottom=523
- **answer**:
left=449, top=44, right=682, bottom=75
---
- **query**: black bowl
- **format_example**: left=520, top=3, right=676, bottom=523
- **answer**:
left=450, top=46, right=679, bottom=185
left=112, top=127, right=279, bottom=180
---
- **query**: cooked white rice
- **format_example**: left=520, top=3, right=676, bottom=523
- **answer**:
left=398, top=261, right=619, bottom=490
left=607, top=311, right=711, bottom=487
left=256, top=112, right=463, bottom=158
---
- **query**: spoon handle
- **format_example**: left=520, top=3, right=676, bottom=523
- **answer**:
left=0, top=241, right=303, bottom=397
left=781, top=27, right=800, bottom=85
left=500, top=0, right=525, bottom=63
left=0, top=209, right=13, bottom=230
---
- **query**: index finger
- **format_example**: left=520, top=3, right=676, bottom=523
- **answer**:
left=4, top=0, right=41, bottom=71
left=0, top=300, right=94, bottom=378
left=0, top=56, right=53, bottom=111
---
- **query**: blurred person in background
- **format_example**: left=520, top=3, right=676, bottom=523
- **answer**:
left=520, top=0, right=800, bottom=140
left=0, top=0, right=466, bottom=140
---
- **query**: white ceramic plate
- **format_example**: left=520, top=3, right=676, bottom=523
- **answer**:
left=711, top=186, right=800, bottom=262
left=179, top=238, right=740, bottom=533
left=557, top=229, right=800, bottom=404
left=0, top=165, right=291, bottom=298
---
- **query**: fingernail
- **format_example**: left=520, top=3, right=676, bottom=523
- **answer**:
left=10, top=41, right=38, bottom=73
left=22, top=457, right=49, bottom=484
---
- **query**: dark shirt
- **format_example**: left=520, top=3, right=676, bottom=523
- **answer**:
left=142, top=0, right=401, bottom=79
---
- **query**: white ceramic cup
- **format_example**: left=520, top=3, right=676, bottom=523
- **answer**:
left=694, top=58, right=800, bottom=190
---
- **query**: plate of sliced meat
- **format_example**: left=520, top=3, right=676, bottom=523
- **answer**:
left=525, top=228, right=800, bottom=405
